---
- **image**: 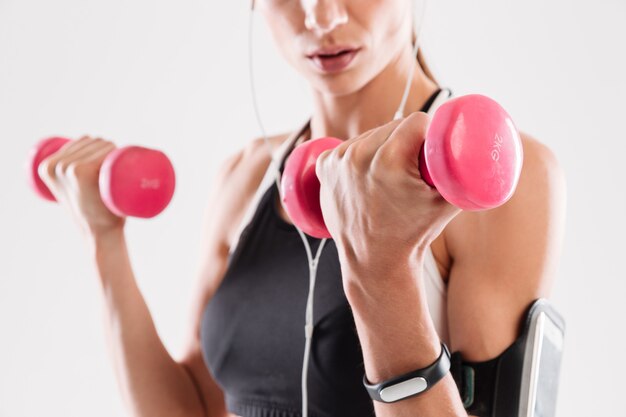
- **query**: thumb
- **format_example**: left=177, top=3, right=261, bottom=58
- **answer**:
left=315, top=148, right=333, bottom=182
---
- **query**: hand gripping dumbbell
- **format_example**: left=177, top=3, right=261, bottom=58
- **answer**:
left=27, top=137, right=176, bottom=218
left=280, top=94, right=524, bottom=239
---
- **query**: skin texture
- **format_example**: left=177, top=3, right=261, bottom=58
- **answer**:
left=37, top=0, right=566, bottom=416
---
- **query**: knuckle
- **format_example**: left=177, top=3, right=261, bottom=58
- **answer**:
left=343, top=142, right=357, bottom=161
left=55, top=159, right=72, bottom=176
left=369, top=162, right=387, bottom=185
left=318, top=148, right=341, bottom=179
left=326, top=147, right=338, bottom=162
left=347, top=143, right=367, bottom=170
left=343, top=136, right=372, bottom=161
left=67, top=161, right=93, bottom=181
left=315, top=163, right=323, bottom=181
left=404, top=111, right=429, bottom=136
left=407, top=110, right=429, bottom=123
left=38, top=159, right=56, bottom=181
left=66, top=162, right=86, bottom=179
left=315, top=150, right=330, bottom=177
left=373, top=147, right=394, bottom=170
left=335, top=141, right=349, bottom=158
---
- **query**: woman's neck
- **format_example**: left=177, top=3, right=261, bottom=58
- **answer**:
left=308, top=46, right=439, bottom=141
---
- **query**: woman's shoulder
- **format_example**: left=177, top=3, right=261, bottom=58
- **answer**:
left=219, top=132, right=292, bottom=191
left=500, top=131, right=566, bottom=217
left=517, top=132, right=565, bottom=188
left=211, top=132, right=293, bottom=248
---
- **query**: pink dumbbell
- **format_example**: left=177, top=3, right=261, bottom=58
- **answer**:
left=280, top=94, right=524, bottom=239
left=27, top=137, right=176, bottom=218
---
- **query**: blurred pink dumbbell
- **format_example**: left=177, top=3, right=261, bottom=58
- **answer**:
left=28, top=137, right=176, bottom=218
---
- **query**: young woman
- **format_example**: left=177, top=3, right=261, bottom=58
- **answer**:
left=38, top=0, right=566, bottom=416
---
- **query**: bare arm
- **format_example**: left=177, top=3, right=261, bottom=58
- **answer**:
left=445, top=135, right=567, bottom=362
left=95, top=139, right=276, bottom=417
left=315, top=112, right=566, bottom=416
left=92, top=229, right=211, bottom=417
left=345, top=135, right=566, bottom=417
left=87, top=149, right=250, bottom=417
left=176, top=139, right=278, bottom=417
left=40, top=136, right=279, bottom=417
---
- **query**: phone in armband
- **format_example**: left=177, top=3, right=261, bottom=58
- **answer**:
left=451, top=299, right=566, bottom=417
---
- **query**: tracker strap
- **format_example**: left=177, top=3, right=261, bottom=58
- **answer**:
left=363, top=343, right=451, bottom=403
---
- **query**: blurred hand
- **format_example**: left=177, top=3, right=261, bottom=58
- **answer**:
left=38, top=136, right=126, bottom=238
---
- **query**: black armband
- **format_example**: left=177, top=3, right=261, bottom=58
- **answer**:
left=451, top=299, right=566, bottom=417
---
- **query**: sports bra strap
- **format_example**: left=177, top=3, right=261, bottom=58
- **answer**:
left=229, top=118, right=311, bottom=255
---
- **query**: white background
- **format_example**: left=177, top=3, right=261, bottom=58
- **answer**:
left=1, top=0, right=625, bottom=416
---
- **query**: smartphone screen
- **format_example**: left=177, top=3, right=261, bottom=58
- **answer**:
left=534, top=313, right=565, bottom=417
left=523, top=311, right=565, bottom=417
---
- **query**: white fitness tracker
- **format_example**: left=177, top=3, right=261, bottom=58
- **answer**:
left=363, top=343, right=451, bottom=403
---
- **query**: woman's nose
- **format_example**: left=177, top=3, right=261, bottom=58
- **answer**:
left=301, top=0, right=348, bottom=35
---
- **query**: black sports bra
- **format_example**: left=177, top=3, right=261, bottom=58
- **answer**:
left=200, top=89, right=445, bottom=417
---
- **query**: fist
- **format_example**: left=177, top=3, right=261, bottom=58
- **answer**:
left=315, top=112, right=461, bottom=264
left=38, top=136, right=125, bottom=236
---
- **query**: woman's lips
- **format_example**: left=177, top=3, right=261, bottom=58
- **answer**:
left=306, top=48, right=360, bottom=73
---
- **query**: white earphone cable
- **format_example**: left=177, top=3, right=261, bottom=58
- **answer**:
left=247, top=1, right=425, bottom=415
left=395, top=0, right=428, bottom=120
left=248, top=10, right=327, bottom=417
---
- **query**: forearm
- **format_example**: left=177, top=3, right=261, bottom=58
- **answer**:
left=342, top=253, right=467, bottom=417
left=90, top=230, right=205, bottom=417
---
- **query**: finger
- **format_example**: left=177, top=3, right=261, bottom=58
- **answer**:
left=316, top=119, right=404, bottom=181
left=79, top=141, right=116, bottom=165
left=373, top=111, right=430, bottom=174
left=315, top=148, right=333, bottom=180
left=54, top=139, right=111, bottom=178
left=64, top=142, right=116, bottom=184
left=316, top=131, right=368, bottom=179
left=330, top=120, right=405, bottom=176
left=67, top=141, right=116, bottom=173
left=335, top=119, right=402, bottom=159
left=39, top=136, right=97, bottom=180
left=345, top=118, right=403, bottom=161
left=63, top=139, right=113, bottom=165
left=55, top=136, right=97, bottom=159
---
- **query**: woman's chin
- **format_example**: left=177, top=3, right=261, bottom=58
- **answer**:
left=308, top=71, right=370, bottom=97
